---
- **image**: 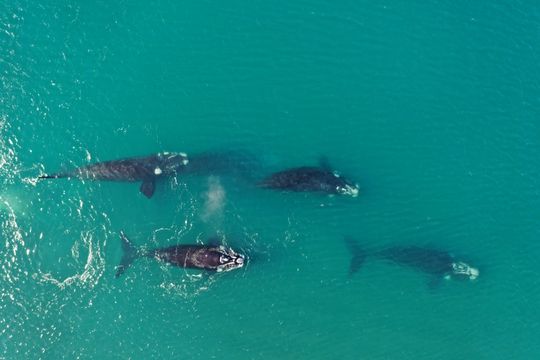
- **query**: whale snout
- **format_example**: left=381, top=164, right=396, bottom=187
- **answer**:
left=338, top=184, right=360, bottom=197
left=216, top=248, right=245, bottom=272
left=468, top=266, right=480, bottom=280
left=452, top=261, right=479, bottom=280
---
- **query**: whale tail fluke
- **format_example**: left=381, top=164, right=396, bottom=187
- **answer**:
left=116, top=231, right=139, bottom=278
left=345, top=237, right=367, bottom=275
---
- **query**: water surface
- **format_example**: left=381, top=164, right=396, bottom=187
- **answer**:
left=1, top=1, right=539, bottom=359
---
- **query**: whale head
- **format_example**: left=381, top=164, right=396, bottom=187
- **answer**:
left=157, top=152, right=189, bottom=172
left=451, top=261, right=479, bottom=280
left=332, top=171, right=360, bottom=197
left=215, top=246, right=245, bottom=272
left=336, top=182, right=360, bottom=197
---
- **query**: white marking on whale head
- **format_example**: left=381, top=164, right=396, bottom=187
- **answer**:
left=154, top=167, right=163, bottom=175
left=179, top=152, right=187, bottom=157
left=162, top=151, right=170, bottom=155
left=182, top=159, right=189, bottom=165
left=216, top=247, right=245, bottom=272
left=337, top=184, right=359, bottom=197
left=452, top=261, right=479, bottom=280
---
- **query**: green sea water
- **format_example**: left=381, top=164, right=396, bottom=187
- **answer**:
left=1, top=1, right=539, bottom=359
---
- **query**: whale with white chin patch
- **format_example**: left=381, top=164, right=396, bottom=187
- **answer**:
left=115, top=231, right=245, bottom=278
left=258, top=157, right=359, bottom=197
left=39, top=152, right=189, bottom=198
left=345, top=238, right=479, bottom=288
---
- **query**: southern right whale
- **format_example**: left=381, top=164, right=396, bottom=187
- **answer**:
left=179, top=149, right=262, bottom=181
left=39, top=152, right=189, bottom=198
left=258, top=158, right=359, bottom=197
left=115, top=231, right=245, bottom=278
left=346, top=238, right=479, bottom=286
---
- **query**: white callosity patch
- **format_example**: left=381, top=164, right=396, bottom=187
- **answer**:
left=452, top=261, right=479, bottom=280
left=338, top=184, right=359, bottom=197
left=178, top=152, right=189, bottom=165
left=154, top=167, right=163, bottom=175
left=215, top=247, right=245, bottom=272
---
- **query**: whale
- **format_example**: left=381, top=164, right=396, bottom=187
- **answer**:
left=258, top=158, right=359, bottom=197
left=115, top=231, right=245, bottom=278
left=345, top=238, right=479, bottom=287
left=180, top=149, right=262, bottom=181
left=39, top=152, right=189, bottom=198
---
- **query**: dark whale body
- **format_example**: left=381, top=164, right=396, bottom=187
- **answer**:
left=346, top=238, right=479, bottom=286
left=115, top=232, right=245, bottom=278
left=181, top=150, right=261, bottom=180
left=373, top=247, right=455, bottom=276
left=258, top=164, right=359, bottom=197
left=39, top=152, right=189, bottom=198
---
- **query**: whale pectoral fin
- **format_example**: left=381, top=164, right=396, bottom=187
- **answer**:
left=140, top=179, right=156, bottom=198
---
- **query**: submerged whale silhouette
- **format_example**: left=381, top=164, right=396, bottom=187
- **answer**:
left=346, top=238, right=479, bottom=287
left=39, top=152, right=189, bottom=198
left=180, top=149, right=262, bottom=181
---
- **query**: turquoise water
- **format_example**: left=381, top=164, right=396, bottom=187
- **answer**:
left=1, top=1, right=540, bottom=358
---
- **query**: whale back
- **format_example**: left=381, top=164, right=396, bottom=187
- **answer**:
left=259, top=167, right=338, bottom=192
left=377, top=246, right=454, bottom=276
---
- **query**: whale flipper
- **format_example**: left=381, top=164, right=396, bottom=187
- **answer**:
left=140, top=179, right=156, bottom=198
left=116, top=231, right=140, bottom=278
left=345, top=237, right=367, bottom=275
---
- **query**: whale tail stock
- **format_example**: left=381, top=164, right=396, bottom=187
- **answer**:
left=115, top=231, right=140, bottom=278
left=345, top=237, right=367, bottom=275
